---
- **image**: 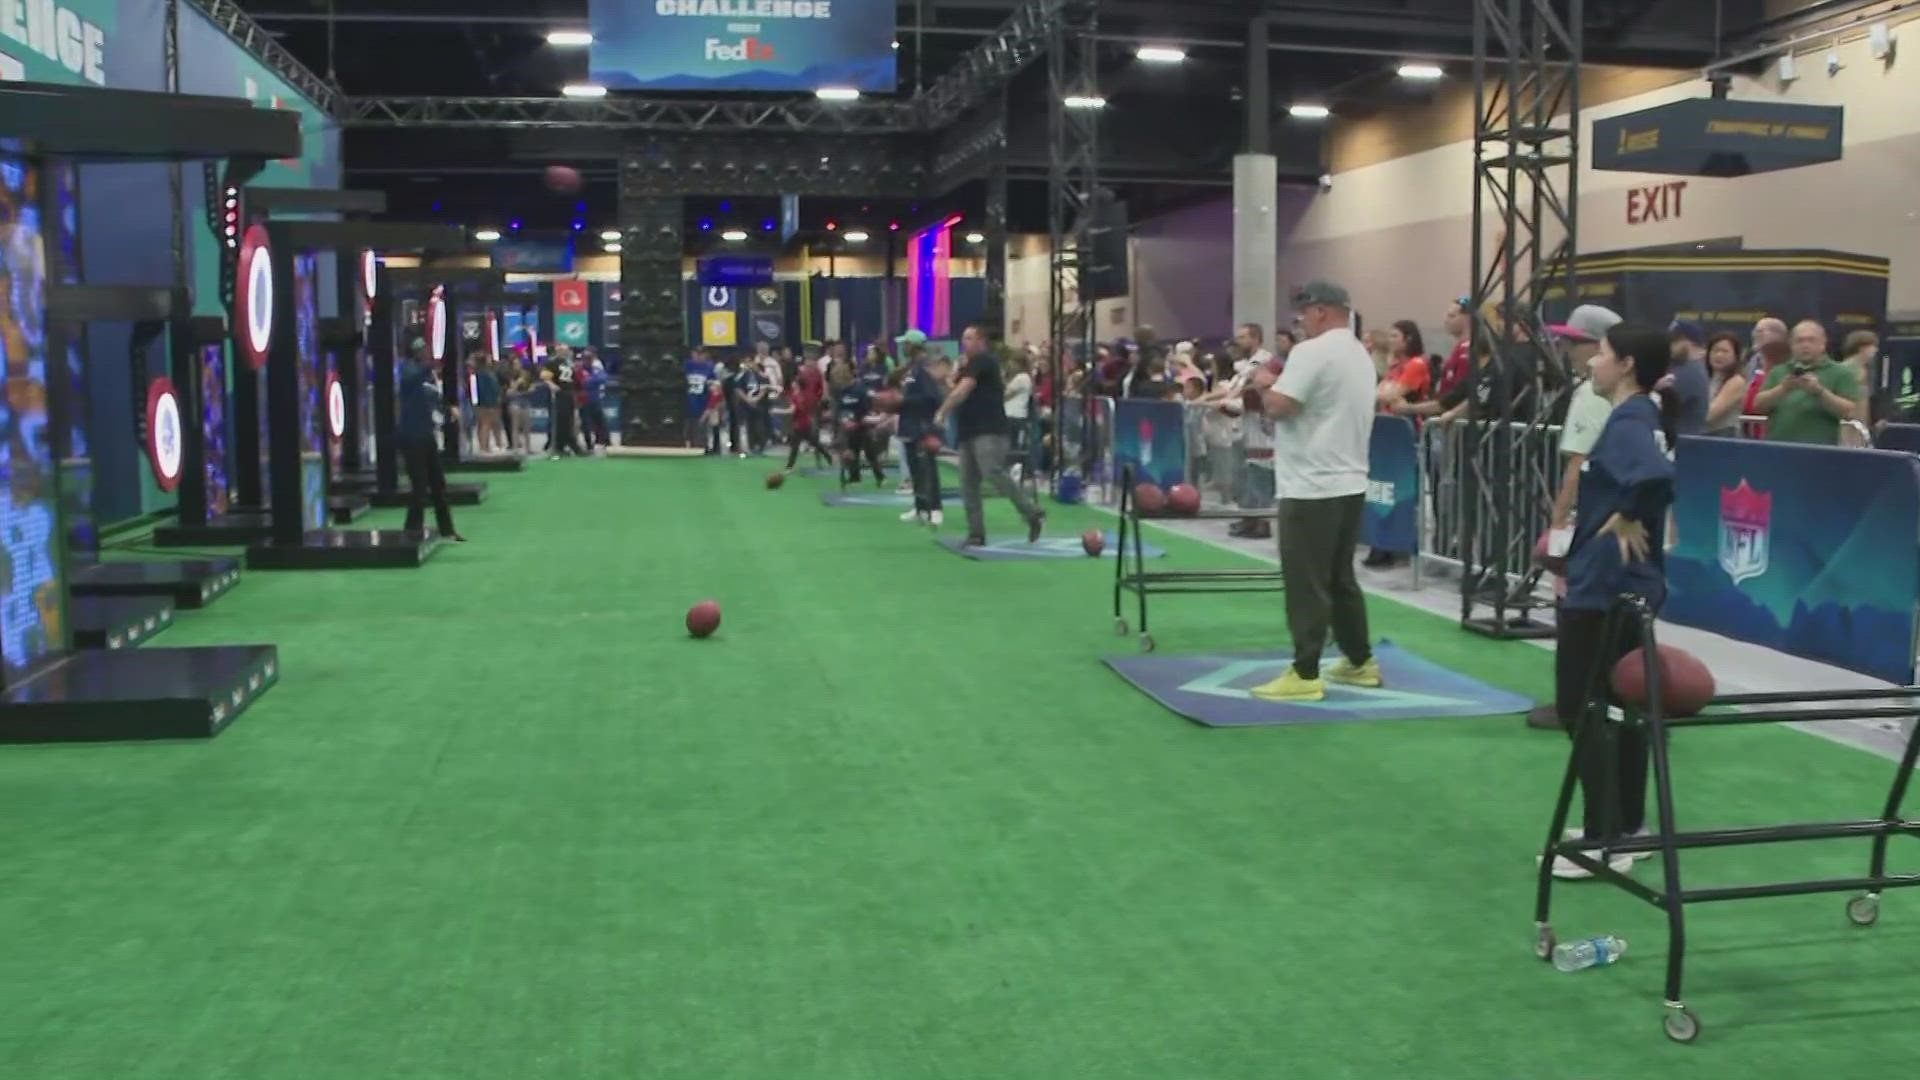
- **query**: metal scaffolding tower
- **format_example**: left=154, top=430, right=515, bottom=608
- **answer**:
left=1462, top=0, right=1582, bottom=638
left=1047, top=0, right=1100, bottom=484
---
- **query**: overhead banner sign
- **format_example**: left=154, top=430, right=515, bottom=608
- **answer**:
left=590, top=0, right=897, bottom=92
left=1592, top=98, right=1844, bottom=178
left=748, top=286, right=784, bottom=347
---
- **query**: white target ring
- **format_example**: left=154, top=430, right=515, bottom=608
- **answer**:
left=146, top=378, right=184, bottom=492
left=428, top=288, right=449, bottom=364
left=235, top=224, right=274, bottom=370
left=488, top=310, right=501, bottom=360
left=467, top=372, right=478, bottom=405
left=326, top=371, right=346, bottom=441
left=359, top=249, right=378, bottom=304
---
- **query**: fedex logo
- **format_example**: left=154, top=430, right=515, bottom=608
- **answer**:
left=705, top=36, right=775, bottom=61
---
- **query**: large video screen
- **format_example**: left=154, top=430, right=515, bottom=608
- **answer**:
left=0, top=152, right=67, bottom=675
left=591, top=0, right=897, bottom=93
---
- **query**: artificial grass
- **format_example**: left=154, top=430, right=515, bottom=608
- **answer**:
left=4, top=457, right=1919, bottom=1078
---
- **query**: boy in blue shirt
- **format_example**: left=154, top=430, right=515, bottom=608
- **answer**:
left=684, top=348, right=716, bottom=451
left=832, top=363, right=886, bottom=486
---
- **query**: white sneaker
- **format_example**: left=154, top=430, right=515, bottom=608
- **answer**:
left=1561, top=826, right=1656, bottom=862
left=929, top=510, right=944, bottom=527
left=1547, top=850, right=1636, bottom=880
left=895, top=482, right=914, bottom=495
left=900, top=509, right=922, bottom=523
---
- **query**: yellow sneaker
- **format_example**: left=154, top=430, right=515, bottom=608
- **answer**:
left=1326, top=656, right=1383, bottom=688
left=1251, top=668, right=1325, bottom=702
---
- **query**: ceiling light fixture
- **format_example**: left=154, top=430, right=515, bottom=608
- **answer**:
left=1397, top=63, right=1445, bottom=80
left=1289, top=103, right=1331, bottom=119
left=1135, top=45, right=1186, bottom=64
left=603, top=242, right=622, bottom=253
left=1063, top=94, right=1107, bottom=110
left=965, top=232, right=986, bottom=244
left=474, top=229, right=501, bottom=242
left=561, top=83, right=608, bottom=99
left=600, top=230, right=621, bottom=242
left=547, top=30, right=593, bottom=47
left=816, top=87, right=861, bottom=101
left=721, top=229, right=748, bottom=241
left=843, top=230, right=870, bottom=242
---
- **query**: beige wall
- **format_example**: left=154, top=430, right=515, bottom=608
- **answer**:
left=1279, top=16, right=1920, bottom=329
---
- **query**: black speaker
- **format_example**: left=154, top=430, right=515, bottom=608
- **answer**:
left=1076, top=190, right=1130, bottom=302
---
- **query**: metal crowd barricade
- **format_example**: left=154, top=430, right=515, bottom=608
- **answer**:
left=1416, top=418, right=1562, bottom=607
left=1058, top=395, right=1117, bottom=504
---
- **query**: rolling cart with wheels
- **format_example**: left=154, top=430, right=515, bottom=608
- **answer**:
left=1535, top=595, right=1920, bottom=1044
left=1111, top=466, right=1284, bottom=652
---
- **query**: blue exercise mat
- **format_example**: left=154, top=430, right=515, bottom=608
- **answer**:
left=820, top=490, right=962, bottom=508
left=1104, top=641, right=1532, bottom=728
left=936, top=533, right=1164, bottom=561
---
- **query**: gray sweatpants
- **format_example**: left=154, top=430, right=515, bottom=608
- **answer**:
left=959, top=432, right=1041, bottom=541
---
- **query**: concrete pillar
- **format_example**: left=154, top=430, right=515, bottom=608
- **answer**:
left=1233, top=154, right=1279, bottom=341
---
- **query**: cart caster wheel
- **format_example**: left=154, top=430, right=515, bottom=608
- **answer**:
left=1662, top=1006, right=1701, bottom=1044
left=1532, top=925, right=1556, bottom=961
left=1139, top=633, right=1156, bottom=653
left=1846, top=894, right=1881, bottom=927
left=1114, top=618, right=1129, bottom=637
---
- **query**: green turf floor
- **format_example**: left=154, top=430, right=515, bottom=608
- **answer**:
left=6, top=458, right=1920, bottom=1077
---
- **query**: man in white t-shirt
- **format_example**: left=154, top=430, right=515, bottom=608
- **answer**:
left=1244, top=280, right=1379, bottom=703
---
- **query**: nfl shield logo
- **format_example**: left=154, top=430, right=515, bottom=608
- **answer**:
left=1719, top=480, right=1772, bottom=585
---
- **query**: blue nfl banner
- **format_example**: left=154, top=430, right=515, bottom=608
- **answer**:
left=1363, top=416, right=1420, bottom=555
left=1666, top=437, right=1920, bottom=686
left=591, top=0, right=898, bottom=92
left=1112, top=400, right=1187, bottom=491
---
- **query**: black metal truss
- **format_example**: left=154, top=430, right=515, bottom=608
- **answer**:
left=616, top=195, right=690, bottom=447
left=1048, top=0, right=1099, bottom=479
left=347, top=95, right=918, bottom=134
left=620, top=135, right=929, bottom=197
left=1460, top=0, right=1581, bottom=640
left=930, top=110, right=1010, bottom=191
left=185, top=0, right=341, bottom=116
left=914, top=0, right=1058, bottom=130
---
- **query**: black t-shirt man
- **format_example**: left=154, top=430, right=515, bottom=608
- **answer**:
left=954, top=349, right=1008, bottom=439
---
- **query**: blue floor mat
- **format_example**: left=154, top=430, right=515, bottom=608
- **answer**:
left=936, top=533, right=1164, bottom=561
left=821, top=490, right=962, bottom=508
left=1103, top=641, right=1533, bottom=727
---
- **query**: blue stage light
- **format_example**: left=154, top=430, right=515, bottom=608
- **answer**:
left=718, top=200, right=732, bottom=213
left=572, top=220, right=585, bottom=231
left=761, top=218, right=776, bottom=231
left=509, top=219, right=522, bottom=230
left=699, top=218, right=714, bottom=231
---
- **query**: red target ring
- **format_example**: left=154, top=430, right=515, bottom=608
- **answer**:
left=146, top=377, right=184, bottom=493
left=427, top=287, right=449, bottom=365
left=326, top=369, right=346, bottom=442
left=234, top=224, right=274, bottom=370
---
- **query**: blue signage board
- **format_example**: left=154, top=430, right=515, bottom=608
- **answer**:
left=491, top=237, right=575, bottom=274
left=698, top=256, right=775, bottom=288
left=1363, top=416, right=1420, bottom=555
left=1112, top=400, right=1187, bottom=492
left=591, top=0, right=898, bottom=92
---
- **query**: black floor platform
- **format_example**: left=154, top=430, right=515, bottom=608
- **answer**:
left=444, top=454, right=524, bottom=474
left=69, top=557, right=242, bottom=608
left=0, top=644, right=278, bottom=743
left=368, top=482, right=488, bottom=507
left=245, top=528, right=442, bottom=570
left=329, top=493, right=372, bottom=524
left=152, top=510, right=274, bottom=547
left=72, top=595, right=176, bottom=650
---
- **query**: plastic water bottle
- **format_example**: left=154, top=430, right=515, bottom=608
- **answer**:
left=1553, top=935, right=1628, bottom=972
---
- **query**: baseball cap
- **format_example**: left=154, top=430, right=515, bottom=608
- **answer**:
left=1291, top=279, right=1351, bottom=308
left=1546, top=304, right=1622, bottom=343
left=1668, top=319, right=1705, bottom=345
left=895, top=328, right=928, bottom=346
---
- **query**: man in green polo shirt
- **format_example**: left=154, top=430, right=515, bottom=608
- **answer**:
left=1754, top=320, right=1858, bottom=445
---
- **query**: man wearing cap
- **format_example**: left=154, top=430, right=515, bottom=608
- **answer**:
left=1666, top=321, right=1712, bottom=438
left=1244, top=280, right=1377, bottom=703
left=1523, top=304, right=1620, bottom=731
